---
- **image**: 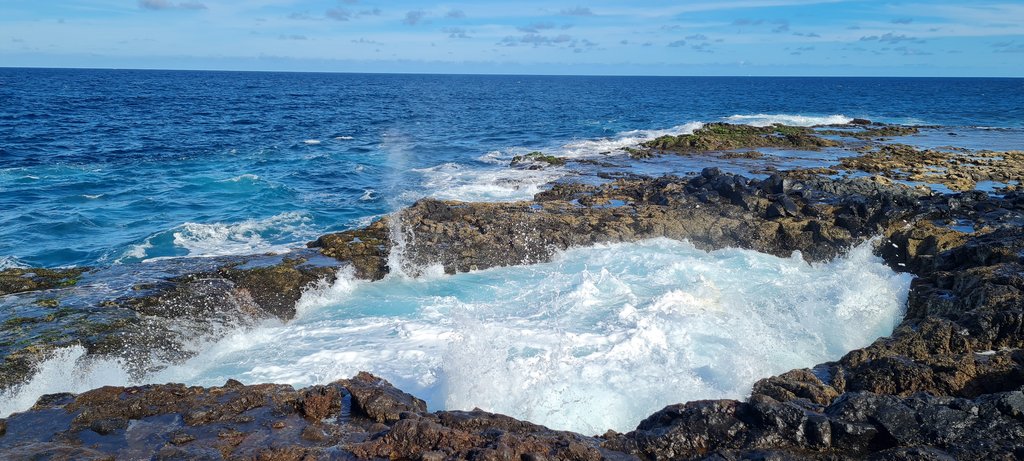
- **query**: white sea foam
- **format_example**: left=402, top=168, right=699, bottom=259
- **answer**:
left=414, top=123, right=708, bottom=203
left=560, top=121, right=705, bottom=157
left=120, top=237, right=154, bottom=261
left=82, top=194, right=104, bottom=199
left=303, top=139, right=322, bottom=145
left=334, top=136, right=354, bottom=140
left=359, top=188, right=378, bottom=201
left=0, top=255, right=28, bottom=270
left=412, top=162, right=565, bottom=202
left=0, top=239, right=912, bottom=434
left=724, top=114, right=853, bottom=127
left=0, top=346, right=134, bottom=417
left=218, top=173, right=260, bottom=183
left=169, top=211, right=313, bottom=258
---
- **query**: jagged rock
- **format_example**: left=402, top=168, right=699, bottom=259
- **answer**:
left=391, top=172, right=919, bottom=276
left=0, top=374, right=624, bottom=460
left=339, top=372, right=427, bottom=423
left=837, top=144, right=1024, bottom=191
left=510, top=151, right=568, bottom=167
left=308, top=218, right=392, bottom=280
left=751, top=369, right=840, bottom=406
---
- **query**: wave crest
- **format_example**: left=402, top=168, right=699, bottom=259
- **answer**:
left=724, top=113, right=853, bottom=127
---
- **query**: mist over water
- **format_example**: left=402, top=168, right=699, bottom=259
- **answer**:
left=0, top=239, right=911, bottom=434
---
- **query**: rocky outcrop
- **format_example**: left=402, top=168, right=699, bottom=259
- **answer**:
left=603, top=388, right=1024, bottom=460
left=386, top=169, right=921, bottom=275
left=0, top=251, right=343, bottom=389
left=308, top=218, right=391, bottom=280
left=0, top=373, right=627, bottom=461
left=641, top=123, right=838, bottom=154
left=838, top=144, right=1024, bottom=192
left=510, top=151, right=568, bottom=167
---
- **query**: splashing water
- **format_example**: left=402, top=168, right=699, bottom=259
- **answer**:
left=1, top=239, right=911, bottom=434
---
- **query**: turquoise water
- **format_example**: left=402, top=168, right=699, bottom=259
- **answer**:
left=1, top=240, right=911, bottom=433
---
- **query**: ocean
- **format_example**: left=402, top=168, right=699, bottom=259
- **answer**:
left=1, top=69, right=1021, bottom=433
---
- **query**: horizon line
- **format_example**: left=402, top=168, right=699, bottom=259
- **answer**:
left=2, top=65, right=1020, bottom=79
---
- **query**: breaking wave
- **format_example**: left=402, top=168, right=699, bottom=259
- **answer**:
left=724, top=113, right=853, bottom=127
left=2, top=239, right=912, bottom=435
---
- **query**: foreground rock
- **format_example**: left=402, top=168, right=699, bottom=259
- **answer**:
left=0, top=372, right=627, bottom=460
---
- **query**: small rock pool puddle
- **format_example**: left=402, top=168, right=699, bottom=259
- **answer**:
left=1, top=238, right=912, bottom=435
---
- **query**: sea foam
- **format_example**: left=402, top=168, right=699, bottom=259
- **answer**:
left=559, top=122, right=705, bottom=157
left=1, top=239, right=911, bottom=435
left=170, top=211, right=313, bottom=258
left=725, top=113, right=853, bottom=127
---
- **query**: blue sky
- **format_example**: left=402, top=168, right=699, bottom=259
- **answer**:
left=1, top=0, right=1022, bottom=76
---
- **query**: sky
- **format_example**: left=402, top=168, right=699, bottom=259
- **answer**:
left=1, top=0, right=1022, bottom=76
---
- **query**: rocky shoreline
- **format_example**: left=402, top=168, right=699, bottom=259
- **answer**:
left=1, top=123, right=1022, bottom=459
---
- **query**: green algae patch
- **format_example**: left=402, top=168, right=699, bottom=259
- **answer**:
left=817, top=125, right=920, bottom=139
left=510, top=151, right=568, bottom=166
left=0, top=268, right=87, bottom=297
left=641, top=123, right=837, bottom=154
left=34, top=298, right=60, bottom=308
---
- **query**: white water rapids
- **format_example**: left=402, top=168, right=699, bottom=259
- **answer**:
left=1, top=238, right=911, bottom=435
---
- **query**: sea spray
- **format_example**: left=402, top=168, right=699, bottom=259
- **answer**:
left=725, top=114, right=854, bottom=127
left=2, top=239, right=912, bottom=434
left=385, top=212, right=414, bottom=278
left=0, top=346, right=134, bottom=417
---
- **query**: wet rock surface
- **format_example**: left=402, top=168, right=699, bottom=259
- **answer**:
left=837, top=144, right=1024, bottom=192
left=0, top=268, right=86, bottom=297
left=1, top=250, right=343, bottom=389
left=2, top=122, right=1023, bottom=459
left=0, top=373, right=628, bottom=461
left=388, top=169, right=919, bottom=275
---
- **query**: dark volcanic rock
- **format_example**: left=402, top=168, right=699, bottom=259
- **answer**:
left=308, top=217, right=392, bottom=280
left=602, top=389, right=1024, bottom=460
left=1, top=251, right=342, bottom=391
left=0, top=373, right=626, bottom=461
left=391, top=171, right=919, bottom=276
left=339, top=371, right=427, bottom=423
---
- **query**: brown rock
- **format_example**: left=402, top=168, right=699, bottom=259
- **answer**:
left=338, top=372, right=427, bottom=423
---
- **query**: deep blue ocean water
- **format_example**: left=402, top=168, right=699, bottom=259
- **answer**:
left=1, top=69, right=1022, bottom=268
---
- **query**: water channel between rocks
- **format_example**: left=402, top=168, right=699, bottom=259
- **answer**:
left=2, top=238, right=911, bottom=435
